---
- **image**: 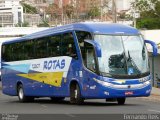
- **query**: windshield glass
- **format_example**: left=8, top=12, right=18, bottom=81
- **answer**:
left=94, top=35, right=149, bottom=77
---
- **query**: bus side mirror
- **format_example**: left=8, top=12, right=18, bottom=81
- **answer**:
left=145, top=40, right=158, bottom=56
left=84, top=40, right=102, bottom=57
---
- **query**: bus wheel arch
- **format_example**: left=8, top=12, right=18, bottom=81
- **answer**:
left=70, top=80, right=84, bottom=104
left=16, top=82, right=34, bottom=102
left=16, top=81, right=23, bottom=95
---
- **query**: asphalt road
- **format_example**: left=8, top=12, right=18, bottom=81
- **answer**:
left=0, top=91, right=160, bottom=114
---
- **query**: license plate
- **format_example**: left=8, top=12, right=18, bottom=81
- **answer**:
left=125, top=91, right=133, bottom=95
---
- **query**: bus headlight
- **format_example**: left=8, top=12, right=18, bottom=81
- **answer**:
left=93, top=78, right=112, bottom=87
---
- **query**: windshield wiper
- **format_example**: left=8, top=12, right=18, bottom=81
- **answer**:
left=127, top=50, right=141, bottom=74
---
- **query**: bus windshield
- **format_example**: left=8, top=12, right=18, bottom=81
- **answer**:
left=94, top=35, right=149, bottom=78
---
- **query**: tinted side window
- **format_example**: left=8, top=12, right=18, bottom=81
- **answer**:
left=76, top=31, right=92, bottom=43
left=48, top=35, right=61, bottom=57
left=23, top=40, right=35, bottom=59
left=61, top=33, right=77, bottom=59
left=75, top=31, right=92, bottom=61
left=12, top=42, right=24, bottom=61
left=2, top=45, right=6, bottom=61
left=35, top=38, right=47, bottom=58
left=2, top=44, right=13, bottom=62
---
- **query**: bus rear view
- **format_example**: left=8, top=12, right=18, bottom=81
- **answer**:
left=1, top=22, right=158, bottom=105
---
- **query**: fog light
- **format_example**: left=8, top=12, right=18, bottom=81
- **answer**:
left=146, top=89, right=151, bottom=94
left=104, top=91, right=109, bottom=95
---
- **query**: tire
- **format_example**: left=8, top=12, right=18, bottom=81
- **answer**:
left=50, top=97, right=65, bottom=102
left=17, top=84, right=34, bottom=102
left=117, top=98, right=126, bottom=105
left=70, top=83, right=84, bottom=105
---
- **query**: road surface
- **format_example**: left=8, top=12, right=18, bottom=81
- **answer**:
left=0, top=91, right=160, bottom=114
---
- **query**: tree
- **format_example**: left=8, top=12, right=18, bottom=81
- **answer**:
left=137, top=18, right=160, bottom=29
left=21, top=3, right=38, bottom=14
left=88, top=7, right=101, bottom=19
left=45, top=3, right=59, bottom=20
left=133, top=0, right=160, bottom=29
left=63, top=4, right=74, bottom=18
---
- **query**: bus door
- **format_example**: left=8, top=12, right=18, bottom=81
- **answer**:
left=82, top=42, right=99, bottom=97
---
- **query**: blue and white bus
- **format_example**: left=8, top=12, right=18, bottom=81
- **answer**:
left=1, top=22, right=158, bottom=104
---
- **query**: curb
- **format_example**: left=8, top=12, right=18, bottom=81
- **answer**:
left=151, top=87, right=160, bottom=96
left=151, top=94, right=160, bottom=97
left=0, top=82, right=1, bottom=90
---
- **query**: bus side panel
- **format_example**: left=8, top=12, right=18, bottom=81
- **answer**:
left=80, top=69, right=102, bottom=98
left=48, top=59, right=83, bottom=97
left=1, top=66, right=66, bottom=97
left=2, top=67, right=19, bottom=96
left=1, top=57, right=83, bottom=97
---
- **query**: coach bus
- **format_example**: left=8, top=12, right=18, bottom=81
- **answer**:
left=1, top=22, right=158, bottom=105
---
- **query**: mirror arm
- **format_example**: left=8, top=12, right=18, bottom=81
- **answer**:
left=145, top=40, right=158, bottom=56
left=84, top=40, right=102, bottom=57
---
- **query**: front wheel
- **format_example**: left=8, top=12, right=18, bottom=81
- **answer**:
left=70, top=84, right=84, bottom=105
left=117, top=98, right=126, bottom=105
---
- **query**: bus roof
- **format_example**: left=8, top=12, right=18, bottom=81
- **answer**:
left=3, top=22, right=140, bottom=44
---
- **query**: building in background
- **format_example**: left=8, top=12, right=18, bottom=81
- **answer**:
left=22, top=0, right=52, bottom=9
left=0, top=0, right=136, bottom=27
left=0, top=0, right=23, bottom=27
left=116, top=0, right=134, bottom=12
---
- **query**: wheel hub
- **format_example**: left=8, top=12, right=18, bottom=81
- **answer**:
left=74, top=89, right=78, bottom=99
left=19, top=88, right=23, bottom=99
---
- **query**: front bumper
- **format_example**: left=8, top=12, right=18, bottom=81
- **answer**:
left=84, top=78, right=152, bottom=99
left=99, top=84, right=152, bottom=98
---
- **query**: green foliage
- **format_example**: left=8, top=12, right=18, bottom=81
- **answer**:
left=21, top=3, right=38, bottom=14
left=134, top=0, right=160, bottom=29
left=119, top=13, right=126, bottom=19
left=137, top=18, right=160, bottom=29
left=155, top=1, right=160, bottom=16
left=88, top=7, right=100, bottom=19
left=38, top=20, right=50, bottom=27
left=63, top=5, right=74, bottom=18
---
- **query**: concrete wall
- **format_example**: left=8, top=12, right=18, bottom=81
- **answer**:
left=149, top=55, right=160, bottom=87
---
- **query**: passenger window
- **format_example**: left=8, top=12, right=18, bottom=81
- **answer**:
left=35, top=38, right=47, bottom=58
left=23, top=40, right=35, bottom=59
left=61, top=33, right=78, bottom=59
left=13, top=43, right=23, bottom=61
left=48, top=35, right=61, bottom=57
left=2, top=44, right=13, bottom=62
left=2, top=46, right=5, bottom=61
left=75, top=31, right=92, bottom=61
